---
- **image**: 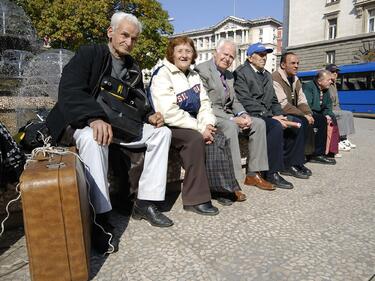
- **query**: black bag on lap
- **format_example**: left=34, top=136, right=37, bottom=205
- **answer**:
left=97, top=75, right=150, bottom=143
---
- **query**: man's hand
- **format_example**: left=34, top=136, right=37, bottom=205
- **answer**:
left=305, top=114, right=315, bottom=125
left=272, top=115, right=288, bottom=129
left=89, top=119, right=113, bottom=145
left=233, top=114, right=252, bottom=129
left=148, top=112, right=164, bottom=128
left=202, top=124, right=216, bottom=144
left=325, top=115, right=332, bottom=122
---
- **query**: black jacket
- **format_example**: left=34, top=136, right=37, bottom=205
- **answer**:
left=233, top=60, right=283, bottom=117
left=46, top=44, right=146, bottom=142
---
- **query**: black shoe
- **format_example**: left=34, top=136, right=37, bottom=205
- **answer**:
left=296, top=164, right=312, bottom=176
left=92, top=213, right=116, bottom=254
left=309, top=155, right=336, bottom=165
left=183, top=201, right=219, bottom=216
left=132, top=203, right=174, bottom=227
left=266, top=173, right=294, bottom=189
left=212, top=193, right=233, bottom=206
left=280, top=166, right=309, bottom=179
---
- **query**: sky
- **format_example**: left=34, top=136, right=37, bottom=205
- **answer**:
left=158, top=0, right=284, bottom=34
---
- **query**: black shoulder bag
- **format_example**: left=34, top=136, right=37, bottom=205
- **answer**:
left=96, top=75, right=149, bottom=143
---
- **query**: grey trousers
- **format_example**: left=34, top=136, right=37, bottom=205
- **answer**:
left=333, top=110, right=355, bottom=137
left=216, top=117, right=269, bottom=182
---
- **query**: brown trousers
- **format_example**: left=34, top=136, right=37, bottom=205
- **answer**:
left=170, top=128, right=211, bottom=206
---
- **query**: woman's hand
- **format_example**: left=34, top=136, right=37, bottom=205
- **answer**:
left=202, top=124, right=216, bottom=144
left=148, top=112, right=164, bottom=128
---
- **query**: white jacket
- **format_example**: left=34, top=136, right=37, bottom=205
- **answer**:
left=150, top=58, right=216, bottom=133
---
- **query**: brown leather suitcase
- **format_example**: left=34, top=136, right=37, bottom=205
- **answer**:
left=20, top=148, right=91, bottom=281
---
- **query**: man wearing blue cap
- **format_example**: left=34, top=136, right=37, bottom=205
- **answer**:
left=233, top=42, right=306, bottom=189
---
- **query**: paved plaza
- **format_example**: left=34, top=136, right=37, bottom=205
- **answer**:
left=0, top=117, right=374, bottom=281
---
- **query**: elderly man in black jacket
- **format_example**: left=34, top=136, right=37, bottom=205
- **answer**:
left=47, top=12, right=173, bottom=253
left=234, top=43, right=306, bottom=189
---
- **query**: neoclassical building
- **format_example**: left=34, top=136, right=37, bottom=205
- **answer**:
left=170, top=16, right=282, bottom=72
left=283, top=0, right=375, bottom=70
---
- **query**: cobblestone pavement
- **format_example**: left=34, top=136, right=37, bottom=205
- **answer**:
left=1, top=117, right=375, bottom=281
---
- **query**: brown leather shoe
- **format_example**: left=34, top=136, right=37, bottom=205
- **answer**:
left=244, top=173, right=275, bottom=191
left=234, top=191, right=247, bottom=202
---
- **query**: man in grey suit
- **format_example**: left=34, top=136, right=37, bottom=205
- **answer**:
left=195, top=39, right=275, bottom=191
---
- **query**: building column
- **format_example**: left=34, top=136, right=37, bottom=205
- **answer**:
left=226, top=31, right=228, bottom=39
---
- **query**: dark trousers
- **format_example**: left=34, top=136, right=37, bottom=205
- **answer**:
left=262, top=116, right=305, bottom=174
left=262, top=117, right=284, bottom=174
left=290, top=115, right=315, bottom=156
left=170, top=128, right=211, bottom=206
left=312, top=113, right=328, bottom=156
left=283, top=115, right=305, bottom=167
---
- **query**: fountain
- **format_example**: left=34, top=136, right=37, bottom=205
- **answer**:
left=0, top=0, right=73, bottom=134
left=16, top=48, right=74, bottom=129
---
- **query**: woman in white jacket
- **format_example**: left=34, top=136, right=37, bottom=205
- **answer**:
left=150, top=36, right=245, bottom=214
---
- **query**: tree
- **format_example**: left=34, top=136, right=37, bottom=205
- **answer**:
left=14, top=0, right=173, bottom=69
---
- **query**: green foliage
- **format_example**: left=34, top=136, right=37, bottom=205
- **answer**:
left=15, top=0, right=173, bottom=68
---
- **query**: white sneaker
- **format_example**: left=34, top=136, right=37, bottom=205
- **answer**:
left=342, top=139, right=356, bottom=149
left=339, top=141, right=351, bottom=151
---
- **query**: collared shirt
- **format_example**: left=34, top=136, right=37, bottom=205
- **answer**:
left=250, top=63, right=266, bottom=75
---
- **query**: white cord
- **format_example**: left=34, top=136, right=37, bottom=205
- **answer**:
left=0, top=184, right=21, bottom=238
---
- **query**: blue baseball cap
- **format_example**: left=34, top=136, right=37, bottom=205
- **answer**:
left=246, top=42, right=273, bottom=56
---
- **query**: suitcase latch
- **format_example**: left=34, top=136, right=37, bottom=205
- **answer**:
left=46, top=162, right=66, bottom=169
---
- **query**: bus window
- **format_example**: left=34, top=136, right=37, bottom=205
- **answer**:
left=340, top=72, right=371, bottom=90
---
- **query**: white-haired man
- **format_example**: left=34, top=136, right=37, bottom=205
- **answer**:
left=195, top=39, right=274, bottom=196
left=47, top=12, right=173, bottom=254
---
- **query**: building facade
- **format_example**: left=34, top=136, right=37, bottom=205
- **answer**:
left=170, top=16, right=282, bottom=72
left=284, top=0, right=375, bottom=70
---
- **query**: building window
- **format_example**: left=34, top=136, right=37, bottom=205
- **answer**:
left=369, top=9, right=375, bottom=32
left=328, top=18, right=337, bottom=39
left=326, top=51, right=335, bottom=64
left=205, top=53, right=209, bottom=60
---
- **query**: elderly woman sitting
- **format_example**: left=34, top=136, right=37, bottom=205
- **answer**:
left=150, top=36, right=245, bottom=213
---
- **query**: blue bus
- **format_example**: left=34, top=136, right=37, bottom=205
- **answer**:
left=298, top=62, right=375, bottom=115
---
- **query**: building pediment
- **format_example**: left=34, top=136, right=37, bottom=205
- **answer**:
left=213, top=16, right=248, bottom=33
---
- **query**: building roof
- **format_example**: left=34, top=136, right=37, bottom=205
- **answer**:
left=171, top=16, right=282, bottom=37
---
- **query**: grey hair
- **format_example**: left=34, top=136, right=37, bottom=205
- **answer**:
left=110, top=12, right=142, bottom=33
left=216, top=39, right=237, bottom=54
left=315, top=69, right=331, bottom=81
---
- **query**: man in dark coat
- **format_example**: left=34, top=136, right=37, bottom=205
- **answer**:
left=234, top=42, right=306, bottom=189
left=47, top=12, right=173, bottom=253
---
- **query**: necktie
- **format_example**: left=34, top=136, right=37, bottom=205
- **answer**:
left=220, top=73, right=230, bottom=101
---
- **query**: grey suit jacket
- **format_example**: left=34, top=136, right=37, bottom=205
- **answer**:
left=195, top=59, right=245, bottom=120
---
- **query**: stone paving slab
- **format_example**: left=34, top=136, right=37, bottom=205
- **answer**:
left=0, top=117, right=375, bottom=281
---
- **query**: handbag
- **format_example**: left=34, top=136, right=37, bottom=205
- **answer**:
left=96, top=76, right=149, bottom=143
left=205, top=131, right=240, bottom=193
